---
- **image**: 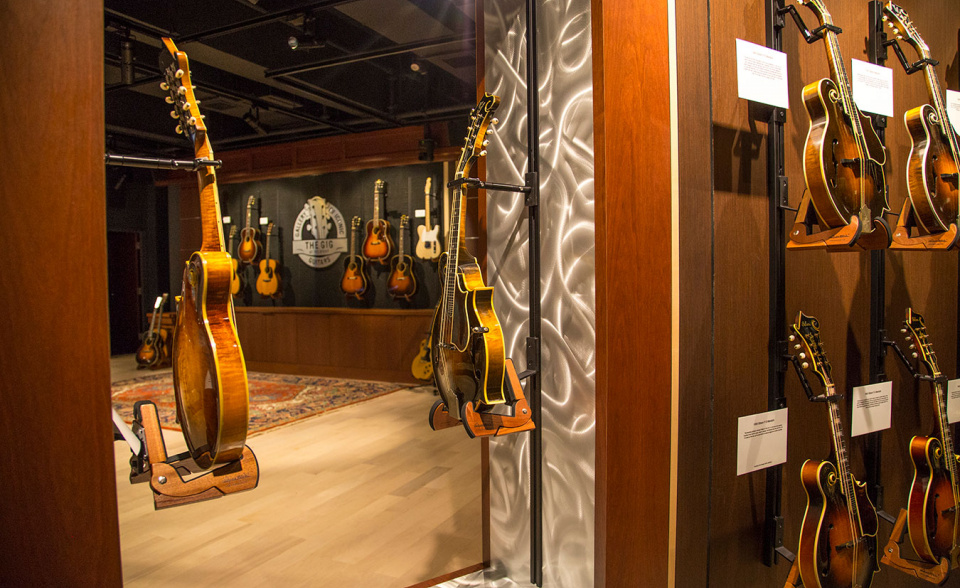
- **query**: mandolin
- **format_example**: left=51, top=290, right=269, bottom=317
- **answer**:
left=362, top=180, right=393, bottom=264
left=883, top=3, right=960, bottom=233
left=228, top=225, right=242, bottom=297
left=798, top=0, right=888, bottom=231
left=415, top=177, right=442, bottom=261
left=388, top=214, right=417, bottom=300
left=136, top=293, right=169, bottom=368
left=237, top=195, right=261, bottom=264
left=790, top=312, right=879, bottom=588
left=340, top=216, right=368, bottom=299
left=411, top=337, right=433, bottom=381
left=256, top=222, right=281, bottom=299
left=901, top=308, right=960, bottom=567
left=430, top=93, right=507, bottom=417
left=161, top=38, right=250, bottom=470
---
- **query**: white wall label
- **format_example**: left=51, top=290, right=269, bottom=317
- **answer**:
left=736, top=39, right=790, bottom=109
left=948, top=379, right=960, bottom=424
left=947, top=90, right=960, bottom=136
left=851, top=59, right=894, bottom=117
left=851, top=381, right=893, bottom=436
left=259, top=216, right=269, bottom=225
left=737, top=408, right=788, bottom=476
left=222, top=216, right=232, bottom=224
left=414, top=209, right=426, bottom=218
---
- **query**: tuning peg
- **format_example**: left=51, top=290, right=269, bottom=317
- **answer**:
left=200, top=115, right=205, bottom=119
left=788, top=335, right=796, bottom=342
left=188, top=116, right=197, bottom=126
left=175, top=125, right=183, bottom=135
left=479, top=150, right=487, bottom=157
left=794, top=344, right=801, bottom=350
left=178, top=86, right=187, bottom=95
left=165, top=96, right=174, bottom=104
left=802, top=362, right=809, bottom=369
left=175, top=69, right=184, bottom=79
left=887, top=22, right=895, bottom=28
left=160, top=81, right=169, bottom=91
left=881, top=15, right=888, bottom=21
left=909, top=344, right=916, bottom=350
left=483, top=140, right=490, bottom=147
left=912, top=352, right=919, bottom=358
left=900, top=328, right=907, bottom=333
left=896, top=34, right=903, bottom=40
left=195, top=100, right=201, bottom=105
left=170, top=110, right=179, bottom=119
left=491, top=118, right=500, bottom=125
left=799, top=352, right=806, bottom=359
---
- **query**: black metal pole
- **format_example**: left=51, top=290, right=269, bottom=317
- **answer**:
left=104, top=153, right=222, bottom=171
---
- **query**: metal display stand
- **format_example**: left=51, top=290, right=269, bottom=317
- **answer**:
left=105, top=152, right=222, bottom=171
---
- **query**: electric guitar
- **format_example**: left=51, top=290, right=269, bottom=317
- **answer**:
left=161, top=38, right=249, bottom=470
left=237, top=195, right=261, bottom=264
left=901, top=308, right=960, bottom=567
left=388, top=215, right=417, bottom=300
left=228, top=225, right=242, bottom=297
left=136, top=294, right=169, bottom=368
left=790, top=312, right=879, bottom=588
left=798, top=0, right=888, bottom=231
left=362, top=180, right=393, bottom=264
left=256, top=222, right=281, bottom=299
left=411, top=337, right=433, bottom=381
left=415, top=177, right=442, bottom=260
left=882, top=3, right=960, bottom=233
left=430, top=93, right=507, bottom=417
left=340, top=216, right=368, bottom=299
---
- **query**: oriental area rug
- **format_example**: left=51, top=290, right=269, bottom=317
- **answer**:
left=112, top=372, right=410, bottom=434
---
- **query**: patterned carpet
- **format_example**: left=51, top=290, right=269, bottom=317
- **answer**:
left=111, top=372, right=410, bottom=434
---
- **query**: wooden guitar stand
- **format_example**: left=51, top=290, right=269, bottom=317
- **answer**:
left=879, top=508, right=951, bottom=584
left=429, top=358, right=536, bottom=438
left=782, top=559, right=802, bottom=588
left=786, top=191, right=892, bottom=251
left=889, top=198, right=960, bottom=250
left=130, top=401, right=259, bottom=509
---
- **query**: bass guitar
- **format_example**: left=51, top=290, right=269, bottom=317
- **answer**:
left=388, top=214, right=417, bottom=300
left=237, top=195, right=261, bottom=264
left=882, top=3, right=959, bottom=233
left=136, top=293, right=169, bottom=368
left=362, top=180, right=393, bottom=264
left=430, top=93, right=506, bottom=417
left=790, top=312, right=879, bottom=588
left=415, top=177, right=442, bottom=260
left=798, top=0, right=888, bottom=231
left=161, top=38, right=249, bottom=470
left=901, top=308, right=960, bottom=567
left=228, top=225, right=242, bottom=297
left=340, top=216, right=368, bottom=299
left=256, top=222, right=281, bottom=299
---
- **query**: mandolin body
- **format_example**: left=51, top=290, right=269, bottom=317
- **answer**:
left=388, top=254, right=417, bottom=300
left=802, top=78, right=887, bottom=229
left=430, top=251, right=506, bottom=417
left=256, top=259, right=280, bottom=298
left=340, top=257, right=367, bottom=299
left=237, top=227, right=260, bottom=263
left=362, top=220, right=393, bottom=264
left=907, top=434, right=960, bottom=563
left=173, top=251, right=249, bottom=470
left=904, top=104, right=960, bottom=232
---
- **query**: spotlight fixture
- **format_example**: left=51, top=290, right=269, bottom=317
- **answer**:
left=287, top=13, right=325, bottom=51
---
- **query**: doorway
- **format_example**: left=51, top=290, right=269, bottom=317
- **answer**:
left=107, top=230, right=142, bottom=355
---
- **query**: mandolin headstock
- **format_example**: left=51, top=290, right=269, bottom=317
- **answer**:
left=159, top=38, right=207, bottom=149
left=903, top=308, right=941, bottom=375
left=882, top=3, right=931, bottom=60
left=796, top=0, right=834, bottom=27
left=456, top=93, right=500, bottom=178
left=789, top=311, right=835, bottom=390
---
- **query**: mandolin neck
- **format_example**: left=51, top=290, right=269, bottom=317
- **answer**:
left=825, top=383, right=862, bottom=529
left=197, top=136, right=225, bottom=253
left=923, top=64, right=960, bottom=163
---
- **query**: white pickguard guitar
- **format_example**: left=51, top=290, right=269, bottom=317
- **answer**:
left=415, top=177, right=442, bottom=261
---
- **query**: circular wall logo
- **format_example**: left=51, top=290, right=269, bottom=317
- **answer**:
left=292, top=196, right=347, bottom=269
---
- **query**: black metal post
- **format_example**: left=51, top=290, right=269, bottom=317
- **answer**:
left=104, top=153, right=222, bottom=171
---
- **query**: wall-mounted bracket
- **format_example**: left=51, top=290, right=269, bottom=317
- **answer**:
left=447, top=171, right=539, bottom=209
left=884, top=40, right=939, bottom=75
left=104, top=153, right=222, bottom=171
left=884, top=339, right=949, bottom=384
left=778, top=4, right=842, bottom=44
left=785, top=354, right=845, bottom=403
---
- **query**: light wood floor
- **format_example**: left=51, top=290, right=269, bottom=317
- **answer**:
left=113, top=361, right=482, bottom=588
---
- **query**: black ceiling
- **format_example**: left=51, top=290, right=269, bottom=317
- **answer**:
left=104, top=0, right=477, bottom=156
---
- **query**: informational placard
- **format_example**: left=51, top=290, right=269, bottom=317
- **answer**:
left=222, top=216, right=232, bottom=224
left=947, top=90, right=960, bottom=136
left=737, top=408, right=788, bottom=476
left=259, top=216, right=269, bottom=225
left=736, top=39, right=790, bottom=109
left=850, top=381, right=892, bottom=436
left=415, top=209, right=426, bottom=218
left=948, top=379, right=960, bottom=424
left=851, top=59, right=894, bottom=117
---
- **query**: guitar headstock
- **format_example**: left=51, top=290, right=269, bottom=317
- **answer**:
left=266, top=222, right=274, bottom=238
left=882, top=3, right=931, bottom=60
left=424, top=177, right=432, bottom=195
left=246, top=195, right=257, bottom=210
left=797, top=0, right=833, bottom=27
left=400, top=214, right=408, bottom=230
left=351, top=216, right=361, bottom=232
left=229, top=225, right=238, bottom=239
left=456, top=93, right=501, bottom=177
left=789, top=312, right=835, bottom=389
left=375, top=179, right=386, bottom=196
left=903, top=308, right=941, bottom=375
left=158, top=38, right=206, bottom=146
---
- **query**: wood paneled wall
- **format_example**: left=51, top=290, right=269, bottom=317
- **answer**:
left=0, top=1, right=123, bottom=585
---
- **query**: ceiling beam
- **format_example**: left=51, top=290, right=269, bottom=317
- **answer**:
left=175, top=0, right=359, bottom=44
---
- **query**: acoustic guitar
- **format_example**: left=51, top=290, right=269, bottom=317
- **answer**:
left=411, top=337, right=433, bottom=381
left=256, top=222, right=281, bottom=299
left=790, top=312, right=879, bottom=588
left=362, top=180, right=393, bottom=264
left=883, top=3, right=959, bottom=233
left=228, top=225, right=242, bottom=297
left=237, top=195, right=261, bottom=264
left=901, top=309, right=960, bottom=567
left=415, top=177, right=442, bottom=261
left=798, top=0, right=888, bottom=231
left=161, top=38, right=249, bottom=470
left=430, top=93, right=507, bottom=417
left=136, top=293, right=169, bottom=368
left=340, top=216, right=368, bottom=299
left=388, top=214, right=417, bottom=300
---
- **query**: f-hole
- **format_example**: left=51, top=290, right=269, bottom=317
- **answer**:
left=830, top=138, right=841, bottom=189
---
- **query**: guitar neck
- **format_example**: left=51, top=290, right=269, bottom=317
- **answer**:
left=424, top=192, right=432, bottom=227
left=374, top=190, right=380, bottom=223
left=349, top=225, right=356, bottom=260
left=265, top=232, right=271, bottom=260
left=399, top=221, right=405, bottom=256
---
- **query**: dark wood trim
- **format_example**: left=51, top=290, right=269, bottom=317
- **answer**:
left=403, top=563, right=485, bottom=588
left=235, top=306, right=434, bottom=317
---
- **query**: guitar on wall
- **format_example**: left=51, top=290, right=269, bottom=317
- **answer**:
left=388, top=214, right=417, bottom=301
left=256, top=222, right=282, bottom=299
left=902, top=308, right=960, bottom=568
left=411, top=337, right=433, bottom=381
left=790, top=312, right=879, bottom=588
left=430, top=93, right=507, bottom=418
left=228, top=225, right=242, bottom=297
left=796, top=0, right=888, bottom=240
left=882, top=3, right=960, bottom=234
left=362, top=179, right=393, bottom=264
left=237, top=195, right=261, bottom=264
left=340, top=216, right=368, bottom=300
left=415, top=177, right=442, bottom=261
left=136, top=293, right=169, bottom=368
left=161, top=38, right=250, bottom=470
